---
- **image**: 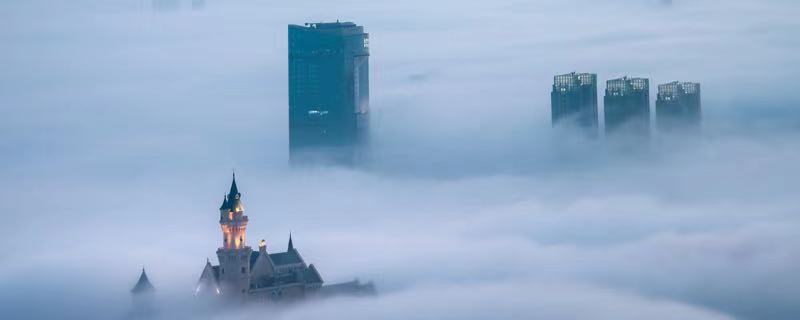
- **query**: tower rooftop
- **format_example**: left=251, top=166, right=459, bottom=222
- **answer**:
left=228, top=173, right=239, bottom=198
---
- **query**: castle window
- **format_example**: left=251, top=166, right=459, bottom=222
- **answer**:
left=241, top=267, right=246, bottom=274
left=221, top=268, right=224, bottom=274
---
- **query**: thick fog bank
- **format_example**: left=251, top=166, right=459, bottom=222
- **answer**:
left=1, top=0, right=799, bottom=319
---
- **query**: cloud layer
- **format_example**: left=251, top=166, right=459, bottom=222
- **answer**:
left=1, top=0, right=799, bottom=319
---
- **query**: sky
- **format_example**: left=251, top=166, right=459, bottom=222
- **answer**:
left=1, top=0, right=799, bottom=319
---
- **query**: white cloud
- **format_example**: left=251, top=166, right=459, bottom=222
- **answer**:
left=1, top=0, right=799, bottom=319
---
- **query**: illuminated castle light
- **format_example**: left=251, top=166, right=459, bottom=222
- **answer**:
left=129, top=174, right=374, bottom=305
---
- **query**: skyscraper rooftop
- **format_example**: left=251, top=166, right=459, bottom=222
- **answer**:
left=551, top=72, right=599, bottom=135
left=604, top=76, right=651, bottom=137
left=656, top=81, right=702, bottom=132
left=554, top=72, right=596, bottom=91
left=297, top=21, right=361, bottom=32
left=658, top=81, right=700, bottom=100
left=606, top=77, right=649, bottom=96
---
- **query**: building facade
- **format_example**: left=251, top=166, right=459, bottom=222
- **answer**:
left=288, top=21, right=370, bottom=165
left=604, top=76, right=651, bottom=137
left=551, top=72, right=599, bottom=135
left=655, top=81, right=701, bottom=132
left=195, top=175, right=375, bottom=303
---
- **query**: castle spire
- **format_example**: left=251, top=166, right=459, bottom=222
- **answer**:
left=226, top=172, right=243, bottom=213
left=228, top=172, right=239, bottom=198
left=288, top=232, right=294, bottom=251
left=219, top=194, right=229, bottom=211
left=131, top=268, right=155, bottom=294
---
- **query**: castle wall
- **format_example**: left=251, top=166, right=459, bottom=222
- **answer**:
left=250, top=283, right=308, bottom=302
left=217, top=247, right=252, bottom=297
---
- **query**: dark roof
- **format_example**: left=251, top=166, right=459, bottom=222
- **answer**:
left=249, top=250, right=298, bottom=269
left=230, top=198, right=243, bottom=212
left=303, top=264, right=323, bottom=283
left=269, top=249, right=303, bottom=266
left=249, top=251, right=261, bottom=269
left=131, top=268, right=155, bottom=294
left=228, top=173, right=239, bottom=198
left=212, top=266, right=220, bottom=281
left=219, top=195, right=229, bottom=210
left=247, top=235, right=303, bottom=268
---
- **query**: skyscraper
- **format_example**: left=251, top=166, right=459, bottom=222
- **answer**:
left=551, top=72, right=599, bottom=135
left=604, top=77, right=651, bottom=137
left=288, top=21, right=370, bottom=165
left=656, top=81, right=701, bottom=132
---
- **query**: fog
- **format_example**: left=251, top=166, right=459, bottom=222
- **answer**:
left=1, top=0, right=799, bottom=319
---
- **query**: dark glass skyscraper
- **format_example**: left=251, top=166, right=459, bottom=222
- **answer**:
left=551, top=72, right=599, bottom=136
left=288, top=22, right=370, bottom=165
left=604, top=77, right=650, bottom=137
left=656, top=81, right=701, bottom=132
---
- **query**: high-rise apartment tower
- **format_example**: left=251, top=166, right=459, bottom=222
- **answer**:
left=604, top=76, right=651, bottom=137
left=655, top=81, right=701, bottom=132
left=551, top=72, right=599, bottom=136
left=288, top=21, right=370, bottom=165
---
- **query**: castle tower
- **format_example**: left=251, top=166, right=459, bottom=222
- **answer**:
left=216, top=173, right=252, bottom=298
left=130, top=268, right=157, bottom=317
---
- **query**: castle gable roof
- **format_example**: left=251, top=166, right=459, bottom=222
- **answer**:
left=250, top=250, right=277, bottom=282
left=249, top=250, right=296, bottom=268
left=249, top=251, right=260, bottom=268
left=303, top=264, right=323, bottom=284
left=195, top=261, right=220, bottom=296
left=269, top=249, right=303, bottom=266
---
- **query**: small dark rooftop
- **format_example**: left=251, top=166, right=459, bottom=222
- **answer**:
left=131, top=268, right=155, bottom=294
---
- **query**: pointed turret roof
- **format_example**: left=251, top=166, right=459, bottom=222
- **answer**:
left=221, top=172, right=244, bottom=212
left=228, top=172, right=239, bottom=198
left=131, top=268, right=155, bottom=294
left=219, top=194, right=229, bottom=210
left=288, top=232, right=294, bottom=251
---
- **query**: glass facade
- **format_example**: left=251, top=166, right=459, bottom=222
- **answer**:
left=551, top=72, right=599, bottom=136
left=604, top=77, right=651, bottom=137
left=288, top=22, right=370, bottom=165
left=655, top=81, right=701, bottom=132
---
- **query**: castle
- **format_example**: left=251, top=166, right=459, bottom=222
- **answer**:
left=130, top=174, right=374, bottom=307
left=189, top=174, right=375, bottom=302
